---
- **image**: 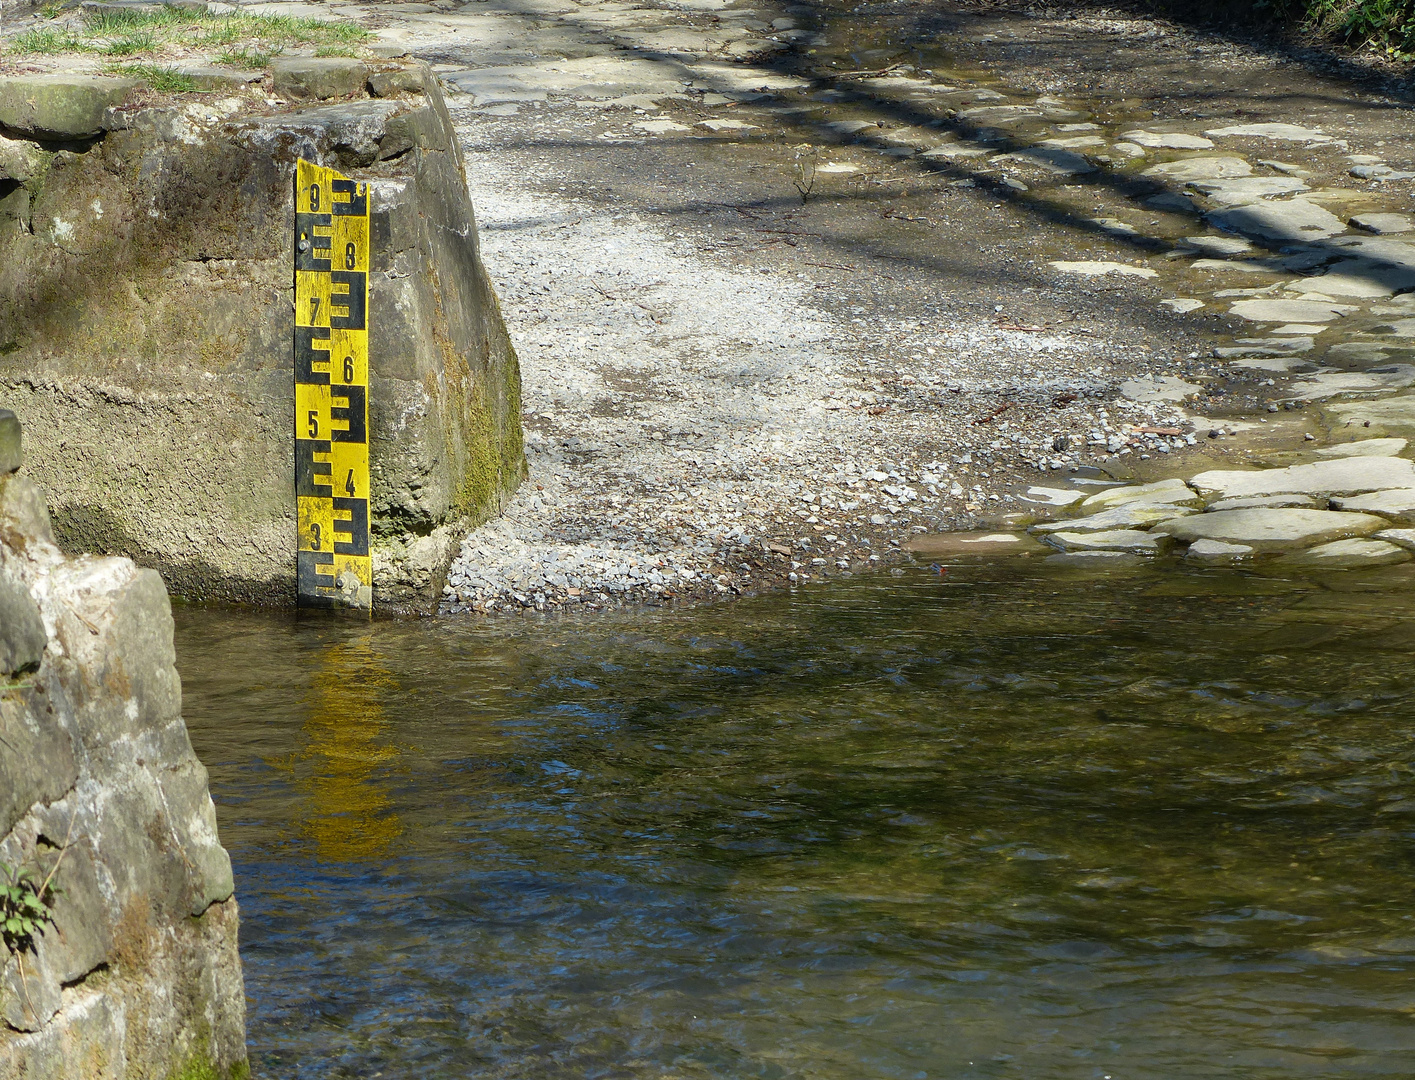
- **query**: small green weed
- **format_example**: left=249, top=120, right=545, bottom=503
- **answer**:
left=313, top=44, right=360, bottom=57
left=107, top=62, right=201, bottom=92
left=0, top=862, right=55, bottom=955
left=8, top=8, right=371, bottom=60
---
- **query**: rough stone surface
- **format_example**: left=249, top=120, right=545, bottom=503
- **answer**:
left=1208, top=199, right=1347, bottom=243
left=1375, top=527, right=1415, bottom=551
left=1274, top=537, right=1410, bottom=569
left=1316, top=438, right=1408, bottom=458
left=1189, top=457, right=1415, bottom=500
left=1323, top=394, right=1415, bottom=438
left=1191, top=177, right=1309, bottom=205
left=271, top=57, right=371, bottom=100
left=1121, top=130, right=1213, bottom=149
left=0, top=569, right=44, bottom=676
left=1229, top=297, right=1356, bottom=323
left=1034, top=502, right=1194, bottom=533
left=1155, top=508, right=1386, bottom=550
left=1205, top=123, right=1331, bottom=142
left=0, top=76, right=140, bottom=140
left=1351, top=213, right=1414, bottom=235
left=1331, top=488, right=1415, bottom=523
left=1042, top=528, right=1169, bottom=554
left=1207, top=493, right=1320, bottom=512
left=173, top=64, right=263, bottom=91
left=1185, top=538, right=1254, bottom=563
left=1044, top=550, right=1145, bottom=567
left=906, top=530, right=1048, bottom=557
left=1142, top=155, right=1252, bottom=181
left=0, top=411, right=18, bottom=474
left=1080, top=477, right=1200, bottom=510
left=0, top=65, right=524, bottom=612
left=0, top=434, right=245, bottom=1080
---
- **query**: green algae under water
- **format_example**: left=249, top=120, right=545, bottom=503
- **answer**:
left=175, top=560, right=1415, bottom=1080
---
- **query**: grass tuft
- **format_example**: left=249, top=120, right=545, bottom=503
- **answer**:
left=5, top=8, right=370, bottom=59
left=7, top=25, right=87, bottom=54
left=106, top=62, right=201, bottom=92
left=213, top=45, right=279, bottom=68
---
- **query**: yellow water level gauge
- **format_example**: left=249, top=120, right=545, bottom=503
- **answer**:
left=294, top=159, right=372, bottom=611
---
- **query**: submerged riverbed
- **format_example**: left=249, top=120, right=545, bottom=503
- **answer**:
left=177, top=561, right=1415, bottom=1079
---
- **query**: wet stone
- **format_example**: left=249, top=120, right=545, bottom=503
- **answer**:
left=1120, top=130, right=1213, bottom=149
left=1042, top=529, right=1169, bottom=554
left=1044, top=550, right=1146, bottom=568
left=906, top=531, right=1049, bottom=557
left=1375, top=527, right=1415, bottom=550
left=1205, top=123, right=1332, bottom=143
left=1185, top=538, right=1254, bottom=563
left=1142, top=156, right=1252, bottom=182
left=1275, top=537, right=1410, bottom=569
left=1208, top=199, right=1347, bottom=243
left=1155, top=508, right=1387, bottom=551
left=1033, top=503, right=1195, bottom=533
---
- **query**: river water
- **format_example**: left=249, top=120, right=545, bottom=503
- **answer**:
left=176, top=561, right=1415, bottom=1079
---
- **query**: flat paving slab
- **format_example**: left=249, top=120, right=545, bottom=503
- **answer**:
left=1155, top=508, right=1387, bottom=551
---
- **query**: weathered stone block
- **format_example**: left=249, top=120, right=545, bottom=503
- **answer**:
left=369, top=65, right=428, bottom=97
left=0, top=66, right=524, bottom=611
left=272, top=57, right=371, bottom=100
left=0, top=476, right=58, bottom=558
left=0, top=409, right=19, bottom=473
left=0, top=76, right=140, bottom=140
left=172, top=63, right=264, bottom=91
left=0, top=473, right=246, bottom=1079
left=0, top=569, right=45, bottom=675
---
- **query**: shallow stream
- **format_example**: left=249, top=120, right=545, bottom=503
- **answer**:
left=177, top=561, right=1415, bottom=1078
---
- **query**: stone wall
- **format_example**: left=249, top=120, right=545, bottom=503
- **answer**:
left=0, top=63, right=525, bottom=613
left=0, top=411, right=247, bottom=1080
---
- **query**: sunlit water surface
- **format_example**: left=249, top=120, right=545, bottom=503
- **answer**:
left=175, top=562, right=1415, bottom=1080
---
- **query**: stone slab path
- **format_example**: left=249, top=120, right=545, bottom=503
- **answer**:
left=6, top=0, right=1413, bottom=611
